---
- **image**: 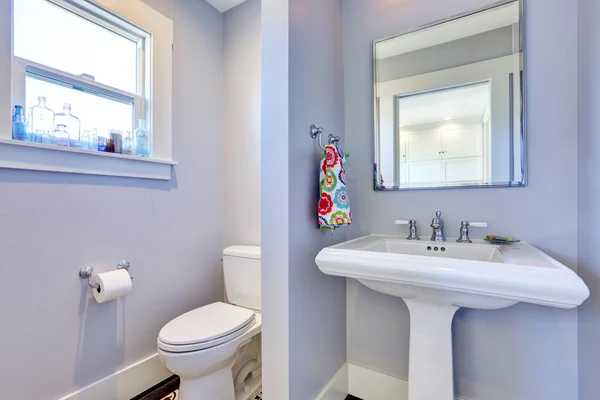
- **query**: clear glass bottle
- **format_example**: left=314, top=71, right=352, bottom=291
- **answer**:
left=33, top=129, right=43, bottom=143
left=54, top=124, right=70, bottom=147
left=109, top=129, right=123, bottom=154
left=134, top=119, right=150, bottom=157
left=41, top=130, right=53, bottom=145
left=29, top=97, right=55, bottom=138
left=12, top=105, right=28, bottom=141
left=122, top=131, right=133, bottom=155
left=91, top=128, right=99, bottom=152
left=80, top=130, right=91, bottom=150
left=55, top=103, right=81, bottom=148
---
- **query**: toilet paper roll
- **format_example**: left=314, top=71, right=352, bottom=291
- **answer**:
left=91, top=269, right=132, bottom=304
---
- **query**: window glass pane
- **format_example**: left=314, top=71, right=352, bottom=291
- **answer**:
left=26, top=75, right=134, bottom=140
left=15, top=0, right=138, bottom=93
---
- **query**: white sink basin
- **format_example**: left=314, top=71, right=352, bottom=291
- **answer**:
left=315, top=234, right=589, bottom=400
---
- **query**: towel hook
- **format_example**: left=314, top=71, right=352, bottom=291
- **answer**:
left=310, top=124, right=348, bottom=157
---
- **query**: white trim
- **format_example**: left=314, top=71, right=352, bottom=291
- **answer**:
left=315, top=363, right=348, bottom=400
left=317, top=363, right=473, bottom=400
left=0, top=138, right=175, bottom=180
left=58, top=353, right=171, bottom=400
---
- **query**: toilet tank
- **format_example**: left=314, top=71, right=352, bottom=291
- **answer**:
left=223, top=246, right=261, bottom=311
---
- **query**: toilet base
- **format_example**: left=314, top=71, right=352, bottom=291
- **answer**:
left=179, top=367, right=235, bottom=400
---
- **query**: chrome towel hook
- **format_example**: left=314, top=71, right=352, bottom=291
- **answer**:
left=310, top=124, right=347, bottom=156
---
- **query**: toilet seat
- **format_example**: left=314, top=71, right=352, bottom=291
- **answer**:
left=158, top=302, right=256, bottom=353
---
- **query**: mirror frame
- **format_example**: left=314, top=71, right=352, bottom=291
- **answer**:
left=372, top=0, right=527, bottom=191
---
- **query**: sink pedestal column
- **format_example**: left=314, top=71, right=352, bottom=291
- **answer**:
left=404, top=299, right=459, bottom=400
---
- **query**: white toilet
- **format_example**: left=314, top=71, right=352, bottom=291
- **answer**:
left=157, top=246, right=262, bottom=400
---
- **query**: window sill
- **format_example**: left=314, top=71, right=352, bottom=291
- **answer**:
left=0, top=138, right=177, bottom=180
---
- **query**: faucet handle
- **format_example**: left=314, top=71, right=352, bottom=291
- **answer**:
left=395, top=219, right=419, bottom=240
left=469, top=222, right=488, bottom=228
left=457, top=221, right=488, bottom=243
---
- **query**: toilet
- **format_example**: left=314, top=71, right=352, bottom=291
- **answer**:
left=157, top=246, right=262, bottom=400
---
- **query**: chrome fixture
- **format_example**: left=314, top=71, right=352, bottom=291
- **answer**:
left=79, top=260, right=132, bottom=290
left=395, top=219, right=420, bottom=240
left=456, top=221, right=489, bottom=243
left=310, top=124, right=340, bottom=151
left=430, top=211, right=446, bottom=242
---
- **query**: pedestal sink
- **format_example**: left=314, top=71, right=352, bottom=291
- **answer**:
left=315, top=235, right=589, bottom=400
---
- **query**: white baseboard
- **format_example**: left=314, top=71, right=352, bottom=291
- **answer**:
left=315, top=363, right=349, bottom=400
left=317, top=363, right=471, bottom=400
left=59, top=353, right=172, bottom=400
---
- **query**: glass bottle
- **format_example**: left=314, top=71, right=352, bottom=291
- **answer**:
left=98, top=135, right=106, bottom=152
left=109, top=129, right=123, bottom=154
left=80, top=130, right=91, bottom=150
left=33, top=129, right=43, bottom=143
left=54, top=124, right=70, bottom=147
left=91, top=128, right=99, bottom=152
left=29, top=96, right=55, bottom=138
left=41, top=130, right=53, bottom=145
left=122, top=131, right=133, bottom=155
left=106, top=138, right=116, bottom=153
left=55, top=103, right=81, bottom=148
left=134, top=119, right=150, bottom=157
left=12, top=105, right=28, bottom=141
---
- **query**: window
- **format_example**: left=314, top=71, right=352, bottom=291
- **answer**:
left=3, top=0, right=175, bottom=179
left=13, top=0, right=146, bottom=144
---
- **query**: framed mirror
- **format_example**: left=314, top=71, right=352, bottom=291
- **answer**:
left=373, top=0, right=525, bottom=191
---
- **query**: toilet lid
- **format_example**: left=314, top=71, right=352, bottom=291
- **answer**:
left=158, top=302, right=255, bottom=350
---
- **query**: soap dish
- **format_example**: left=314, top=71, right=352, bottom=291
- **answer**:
left=485, top=236, right=520, bottom=245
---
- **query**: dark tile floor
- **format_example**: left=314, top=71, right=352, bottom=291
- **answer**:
left=131, top=375, right=262, bottom=400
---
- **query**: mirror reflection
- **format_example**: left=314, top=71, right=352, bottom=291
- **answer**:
left=374, top=0, right=525, bottom=190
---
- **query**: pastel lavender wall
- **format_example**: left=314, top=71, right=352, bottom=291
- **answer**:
left=577, top=0, right=600, bottom=399
left=223, top=0, right=262, bottom=250
left=288, top=0, right=347, bottom=398
left=343, top=0, right=579, bottom=399
left=0, top=0, right=224, bottom=398
left=261, top=0, right=347, bottom=398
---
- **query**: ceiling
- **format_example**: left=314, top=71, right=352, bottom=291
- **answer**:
left=205, top=0, right=248, bottom=13
left=398, top=82, right=490, bottom=127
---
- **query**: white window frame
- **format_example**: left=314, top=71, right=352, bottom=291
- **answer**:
left=0, top=0, right=175, bottom=180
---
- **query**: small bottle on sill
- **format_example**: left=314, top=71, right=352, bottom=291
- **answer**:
left=106, top=138, right=116, bottom=153
left=122, top=131, right=134, bottom=155
left=80, top=130, right=91, bottom=150
left=54, top=124, right=70, bottom=147
left=41, top=130, right=53, bottom=145
left=12, top=105, right=28, bottom=141
left=91, top=129, right=99, bottom=151
left=134, top=119, right=150, bottom=157
left=55, top=103, right=81, bottom=148
left=98, top=135, right=106, bottom=152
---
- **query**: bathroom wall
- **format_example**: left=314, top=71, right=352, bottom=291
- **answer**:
left=223, top=0, right=262, bottom=249
left=0, top=0, right=224, bottom=398
left=577, top=0, right=600, bottom=399
left=261, top=0, right=347, bottom=398
left=343, top=0, right=579, bottom=399
left=288, top=0, right=347, bottom=398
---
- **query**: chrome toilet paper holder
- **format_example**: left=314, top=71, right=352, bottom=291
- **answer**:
left=79, top=260, right=132, bottom=290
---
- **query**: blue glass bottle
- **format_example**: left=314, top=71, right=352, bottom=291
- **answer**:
left=12, top=106, right=28, bottom=141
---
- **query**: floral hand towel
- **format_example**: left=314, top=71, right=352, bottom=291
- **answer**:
left=318, top=144, right=352, bottom=230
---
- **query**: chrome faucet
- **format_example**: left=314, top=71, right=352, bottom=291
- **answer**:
left=395, top=219, right=420, bottom=240
left=456, top=221, right=488, bottom=243
left=430, top=211, right=446, bottom=242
